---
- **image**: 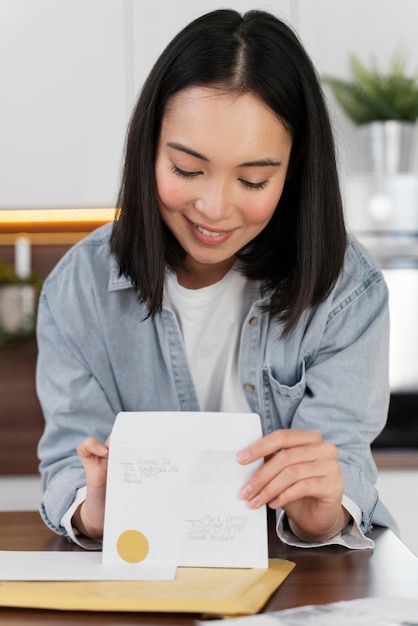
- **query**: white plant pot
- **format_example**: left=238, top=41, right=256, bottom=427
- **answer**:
left=358, top=121, right=416, bottom=175
left=0, top=285, right=36, bottom=334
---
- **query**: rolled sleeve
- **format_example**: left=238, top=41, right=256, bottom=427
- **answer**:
left=61, top=487, right=102, bottom=550
left=275, top=495, right=374, bottom=549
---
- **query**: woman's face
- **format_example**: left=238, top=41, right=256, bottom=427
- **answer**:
left=155, top=86, right=293, bottom=288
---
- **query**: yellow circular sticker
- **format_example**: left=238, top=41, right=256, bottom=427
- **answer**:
left=116, top=530, right=150, bottom=563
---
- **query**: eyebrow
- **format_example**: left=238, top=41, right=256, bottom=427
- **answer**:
left=166, top=142, right=281, bottom=168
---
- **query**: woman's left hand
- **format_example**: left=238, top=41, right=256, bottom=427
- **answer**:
left=237, top=429, right=351, bottom=542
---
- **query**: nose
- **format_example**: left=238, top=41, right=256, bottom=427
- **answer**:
left=194, top=180, right=234, bottom=221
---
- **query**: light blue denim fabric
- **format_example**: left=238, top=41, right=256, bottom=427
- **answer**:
left=36, top=222, right=398, bottom=538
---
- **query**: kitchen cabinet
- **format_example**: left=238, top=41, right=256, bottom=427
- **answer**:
left=0, top=0, right=127, bottom=209
left=0, top=0, right=295, bottom=211
left=2, top=0, right=418, bottom=209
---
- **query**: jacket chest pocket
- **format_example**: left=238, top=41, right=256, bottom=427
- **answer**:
left=261, top=359, right=307, bottom=432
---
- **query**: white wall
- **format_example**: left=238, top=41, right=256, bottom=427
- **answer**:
left=1, top=0, right=418, bottom=205
left=129, top=0, right=295, bottom=99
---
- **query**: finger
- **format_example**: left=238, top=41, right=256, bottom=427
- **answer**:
left=236, top=429, right=323, bottom=465
left=240, top=443, right=323, bottom=500
left=77, top=437, right=109, bottom=459
left=267, top=460, right=344, bottom=510
left=241, top=455, right=323, bottom=508
left=240, top=438, right=336, bottom=501
left=241, top=449, right=340, bottom=509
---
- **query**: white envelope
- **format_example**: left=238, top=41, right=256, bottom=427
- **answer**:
left=102, top=411, right=268, bottom=578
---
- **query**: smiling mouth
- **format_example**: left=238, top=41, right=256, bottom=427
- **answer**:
left=194, top=223, right=226, bottom=237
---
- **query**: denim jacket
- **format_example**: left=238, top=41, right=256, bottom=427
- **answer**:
left=36, top=222, right=397, bottom=538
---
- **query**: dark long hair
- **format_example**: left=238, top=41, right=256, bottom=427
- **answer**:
left=110, top=9, right=346, bottom=335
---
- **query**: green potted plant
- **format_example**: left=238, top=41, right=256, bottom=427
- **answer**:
left=323, top=53, right=418, bottom=174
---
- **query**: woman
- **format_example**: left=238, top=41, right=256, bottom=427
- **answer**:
left=36, top=9, right=397, bottom=549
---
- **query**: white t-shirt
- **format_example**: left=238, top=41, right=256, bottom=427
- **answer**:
left=164, top=268, right=256, bottom=412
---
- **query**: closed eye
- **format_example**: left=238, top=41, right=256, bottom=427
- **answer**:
left=171, top=164, right=202, bottom=179
left=171, top=163, right=268, bottom=189
left=239, top=179, right=268, bottom=190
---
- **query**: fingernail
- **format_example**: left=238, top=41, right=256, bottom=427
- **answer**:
left=240, top=484, right=252, bottom=498
left=236, top=450, right=250, bottom=463
left=249, top=495, right=261, bottom=508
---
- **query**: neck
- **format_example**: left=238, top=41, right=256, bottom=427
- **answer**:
left=177, top=258, right=235, bottom=289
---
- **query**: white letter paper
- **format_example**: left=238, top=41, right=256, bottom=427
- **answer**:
left=102, top=412, right=268, bottom=578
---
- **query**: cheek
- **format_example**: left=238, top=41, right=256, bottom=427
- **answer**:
left=251, top=178, right=287, bottom=224
left=242, top=193, right=280, bottom=226
left=155, top=171, right=189, bottom=212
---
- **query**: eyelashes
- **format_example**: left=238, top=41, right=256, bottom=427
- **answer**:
left=241, top=179, right=267, bottom=190
left=170, top=164, right=268, bottom=190
left=171, top=164, right=201, bottom=179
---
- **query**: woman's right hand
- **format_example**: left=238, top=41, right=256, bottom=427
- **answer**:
left=72, top=436, right=110, bottom=539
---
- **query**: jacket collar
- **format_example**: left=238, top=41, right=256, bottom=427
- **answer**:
left=108, top=257, right=133, bottom=292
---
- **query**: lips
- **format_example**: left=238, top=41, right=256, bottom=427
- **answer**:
left=195, top=224, right=226, bottom=237
left=188, top=219, right=234, bottom=245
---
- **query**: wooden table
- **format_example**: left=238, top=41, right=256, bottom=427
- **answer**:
left=0, top=510, right=417, bottom=624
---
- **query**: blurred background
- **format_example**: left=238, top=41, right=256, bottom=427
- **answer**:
left=1, top=0, right=418, bottom=554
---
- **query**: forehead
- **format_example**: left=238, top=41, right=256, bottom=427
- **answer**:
left=159, top=86, right=292, bottom=157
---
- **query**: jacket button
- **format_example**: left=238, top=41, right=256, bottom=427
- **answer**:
left=249, top=317, right=257, bottom=326
left=244, top=384, right=255, bottom=393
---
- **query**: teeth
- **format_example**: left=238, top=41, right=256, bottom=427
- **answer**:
left=196, top=225, right=225, bottom=237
